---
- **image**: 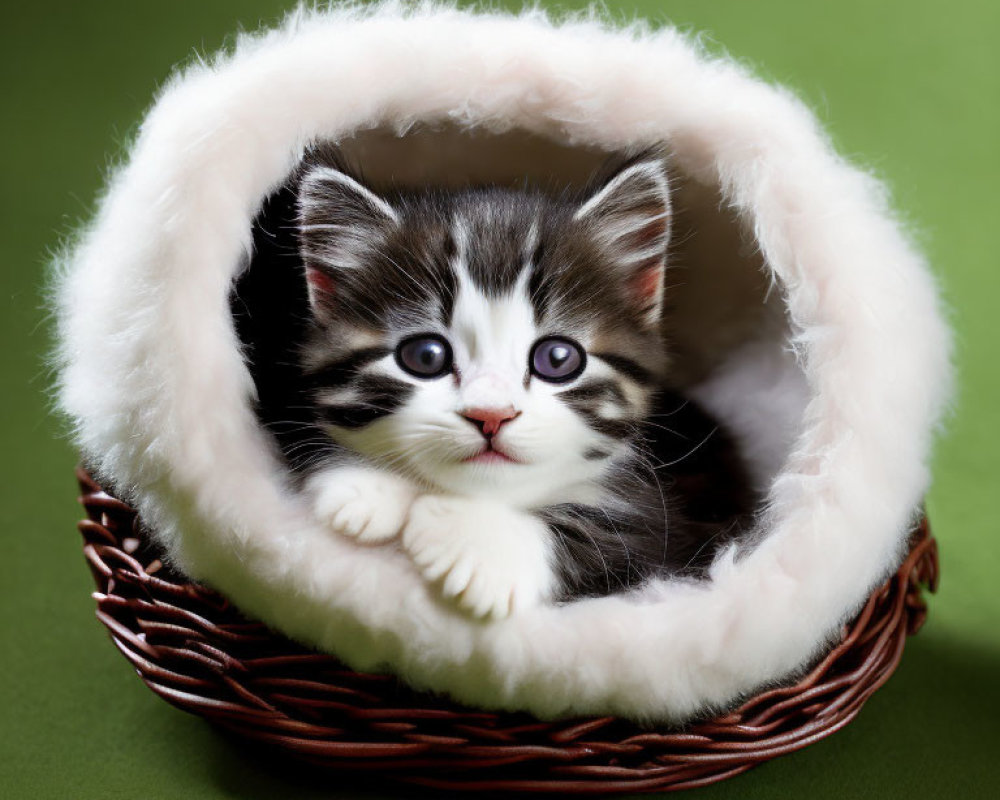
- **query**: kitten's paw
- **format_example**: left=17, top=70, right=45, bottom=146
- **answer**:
left=308, top=467, right=417, bottom=544
left=402, top=496, right=555, bottom=620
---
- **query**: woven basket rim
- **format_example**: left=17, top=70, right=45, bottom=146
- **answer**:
left=76, top=467, right=937, bottom=794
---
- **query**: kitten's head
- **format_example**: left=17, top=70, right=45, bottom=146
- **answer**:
left=296, top=147, right=672, bottom=507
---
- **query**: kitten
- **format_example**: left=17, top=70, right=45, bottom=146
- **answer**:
left=240, top=145, right=752, bottom=619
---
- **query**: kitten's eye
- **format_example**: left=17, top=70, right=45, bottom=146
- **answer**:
left=530, top=337, right=586, bottom=383
left=396, top=334, right=453, bottom=379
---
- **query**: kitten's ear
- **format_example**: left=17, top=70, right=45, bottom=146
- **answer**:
left=575, top=155, right=672, bottom=327
left=297, top=161, right=399, bottom=319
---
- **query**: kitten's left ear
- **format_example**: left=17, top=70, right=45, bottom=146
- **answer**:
left=297, top=159, right=400, bottom=320
left=575, top=155, right=672, bottom=326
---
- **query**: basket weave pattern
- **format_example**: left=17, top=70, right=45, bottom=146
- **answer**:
left=76, top=468, right=938, bottom=793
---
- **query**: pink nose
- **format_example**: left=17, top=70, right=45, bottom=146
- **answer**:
left=460, top=406, right=521, bottom=437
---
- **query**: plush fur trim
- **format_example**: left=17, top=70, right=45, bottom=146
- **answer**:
left=55, top=2, right=951, bottom=722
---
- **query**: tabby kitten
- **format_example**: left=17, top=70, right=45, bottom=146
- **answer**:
left=274, top=146, right=744, bottom=619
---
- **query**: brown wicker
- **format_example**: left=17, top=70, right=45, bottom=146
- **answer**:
left=76, top=467, right=938, bottom=794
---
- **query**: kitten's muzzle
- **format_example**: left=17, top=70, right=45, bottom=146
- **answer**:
left=459, top=406, right=521, bottom=438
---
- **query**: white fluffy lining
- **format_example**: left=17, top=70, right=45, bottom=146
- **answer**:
left=56, top=3, right=951, bottom=723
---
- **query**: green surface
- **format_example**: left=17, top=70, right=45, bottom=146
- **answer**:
left=2, top=1, right=997, bottom=797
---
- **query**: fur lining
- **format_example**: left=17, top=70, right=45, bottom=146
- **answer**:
left=55, top=3, right=951, bottom=723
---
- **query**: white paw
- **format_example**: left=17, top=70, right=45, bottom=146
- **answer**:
left=402, top=496, right=555, bottom=620
left=308, top=466, right=417, bottom=544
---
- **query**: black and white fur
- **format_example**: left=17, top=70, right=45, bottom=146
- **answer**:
left=271, top=146, right=745, bottom=618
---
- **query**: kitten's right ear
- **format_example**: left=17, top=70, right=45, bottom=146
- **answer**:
left=575, top=153, right=671, bottom=327
left=296, top=161, right=399, bottom=319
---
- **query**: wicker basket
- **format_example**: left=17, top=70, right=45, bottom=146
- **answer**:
left=76, top=467, right=938, bottom=793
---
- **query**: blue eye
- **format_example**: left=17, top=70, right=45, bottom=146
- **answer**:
left=530, top=337, right=585, bottom=383
left=396, top=334, right=453, bottom=378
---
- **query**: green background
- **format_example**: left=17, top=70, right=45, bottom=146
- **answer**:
left=2, top=1, right=997, bottom=797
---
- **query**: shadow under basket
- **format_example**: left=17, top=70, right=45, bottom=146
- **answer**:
left=76, top=468, right=938, bottom=794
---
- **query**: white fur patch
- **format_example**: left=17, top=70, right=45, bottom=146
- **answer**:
left=403, top=496, right=556, bottom=619
left=308, top=465, right=417, bottom=544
